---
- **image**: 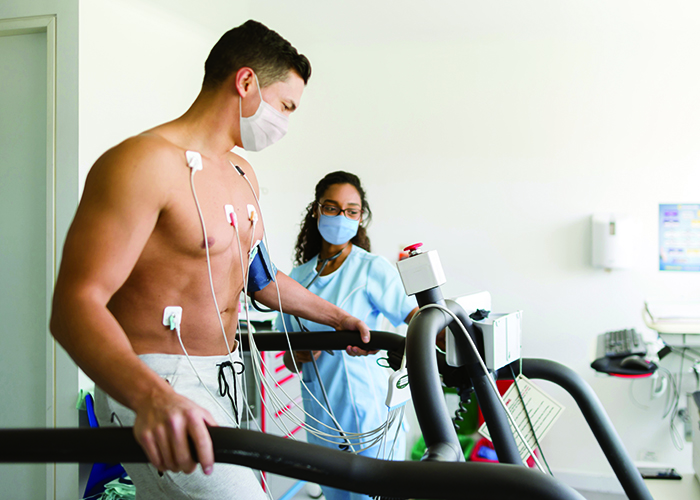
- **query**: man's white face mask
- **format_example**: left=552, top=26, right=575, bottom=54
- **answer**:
left=239, top=74, right=289, bottom=151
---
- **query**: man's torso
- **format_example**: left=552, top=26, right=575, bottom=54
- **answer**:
left=106, top=133, right=263, bottom=355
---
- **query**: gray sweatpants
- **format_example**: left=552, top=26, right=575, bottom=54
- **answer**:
left=95, top=351, right=267, bottom=500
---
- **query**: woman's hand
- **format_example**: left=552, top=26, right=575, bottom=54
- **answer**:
left=345, top=345, right=379, bottom=357
left=283, top=350, right=321, bottom=372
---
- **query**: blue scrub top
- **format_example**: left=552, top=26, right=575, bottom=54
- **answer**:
left=275, top=245, right=416, bottom=454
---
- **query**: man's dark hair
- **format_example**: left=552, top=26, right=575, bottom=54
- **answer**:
left=294, top=171, right=373, bottom=266
left=203, top=20, right=311, bottom=90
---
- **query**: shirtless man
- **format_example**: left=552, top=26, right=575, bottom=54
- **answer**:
left=50, top=20, right=371, bottom=499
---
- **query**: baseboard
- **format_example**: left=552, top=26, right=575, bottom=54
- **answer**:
left=553, top=469, right=625, bottom=495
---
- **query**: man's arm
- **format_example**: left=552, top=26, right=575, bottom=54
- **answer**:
left=50, top=138, right=216, bottom=475
left=252, top=271, right=373, bottom=355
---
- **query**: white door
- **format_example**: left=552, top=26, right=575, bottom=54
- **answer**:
left=0, top=29, right=49, bottom=500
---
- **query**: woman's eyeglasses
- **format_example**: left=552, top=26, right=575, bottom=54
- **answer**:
left=317, top=202, right=363, bottom=221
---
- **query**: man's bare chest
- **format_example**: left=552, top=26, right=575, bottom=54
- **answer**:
left=153, top=164, right=263, bottom=261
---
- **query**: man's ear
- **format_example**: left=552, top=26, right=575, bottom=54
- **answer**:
left=234, top=67, right=256, bottom=97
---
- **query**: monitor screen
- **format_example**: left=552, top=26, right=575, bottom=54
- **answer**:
left=659, top=204, right=700, bottom=272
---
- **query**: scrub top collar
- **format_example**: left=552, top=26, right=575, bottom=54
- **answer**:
left=305, top=245, right=358, bottom=287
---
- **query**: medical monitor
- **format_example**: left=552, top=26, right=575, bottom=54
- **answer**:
left=659, top=204, right=700, bottom=272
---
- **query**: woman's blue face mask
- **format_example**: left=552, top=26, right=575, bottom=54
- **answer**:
left=317, top=213, right=359, bottom=245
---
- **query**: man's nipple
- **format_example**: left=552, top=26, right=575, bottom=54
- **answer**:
left=201, top=237, right=216, bottom=249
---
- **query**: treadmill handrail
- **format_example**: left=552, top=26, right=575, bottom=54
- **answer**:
left=0, top=426, right=585, bottom=500
left=236, top=330, right=651, bottom=500
left=239, top=329, right=405, bottom=354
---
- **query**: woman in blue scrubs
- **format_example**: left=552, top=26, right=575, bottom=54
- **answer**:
left=275, top=171, right=417, bottom=500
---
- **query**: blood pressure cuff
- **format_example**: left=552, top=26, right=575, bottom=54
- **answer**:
left=247, top=240, right=277, bottom=293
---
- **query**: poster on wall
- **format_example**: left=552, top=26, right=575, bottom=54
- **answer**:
left=659, top=204, right=700, bottom=272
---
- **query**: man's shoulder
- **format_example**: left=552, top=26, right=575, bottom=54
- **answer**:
left=86, top=133, right=188, bottom=191
left=81, top=133, right=189, bottom=212
left=106, top=133, right=186, bottom=169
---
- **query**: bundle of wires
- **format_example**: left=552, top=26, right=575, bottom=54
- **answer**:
left=183, top=153, right=407, bottom=474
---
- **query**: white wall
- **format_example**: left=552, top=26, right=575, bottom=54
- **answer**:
left=249, top=0, right=700, bottom=479
left=1, top=0, right=80, bottom=498
left=78, top=0, right=251, bottom=188
left=79, top=0, right=700, bottom=486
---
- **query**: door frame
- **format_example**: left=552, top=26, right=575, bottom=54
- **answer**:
left=0, top=14, right=58, bottom=499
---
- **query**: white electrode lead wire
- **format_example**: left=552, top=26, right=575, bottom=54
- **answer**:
left=186, top=167, right=248, bottom=426
left=235, top=221, right=295, bottom=440
left=190, top=164, right=276, bottom=497
left=231, top=167, right=357, bottom=436
left=189, top=168, right=237, bottom=362
left=233, top=219, right=377, bottom=447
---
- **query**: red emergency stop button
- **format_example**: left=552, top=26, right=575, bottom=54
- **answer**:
left=403, top=243, right=423, bottom=252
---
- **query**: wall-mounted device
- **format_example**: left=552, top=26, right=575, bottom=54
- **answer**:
left=659, top=203, right=700, bottom=272
left=591, top=213, right=632, bottom=271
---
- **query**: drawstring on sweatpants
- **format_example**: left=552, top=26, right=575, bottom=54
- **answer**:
left=217, top=360, right=245, bottom=425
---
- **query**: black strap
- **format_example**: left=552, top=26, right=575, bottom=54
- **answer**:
left=217, top=360, right=245, bottom=425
